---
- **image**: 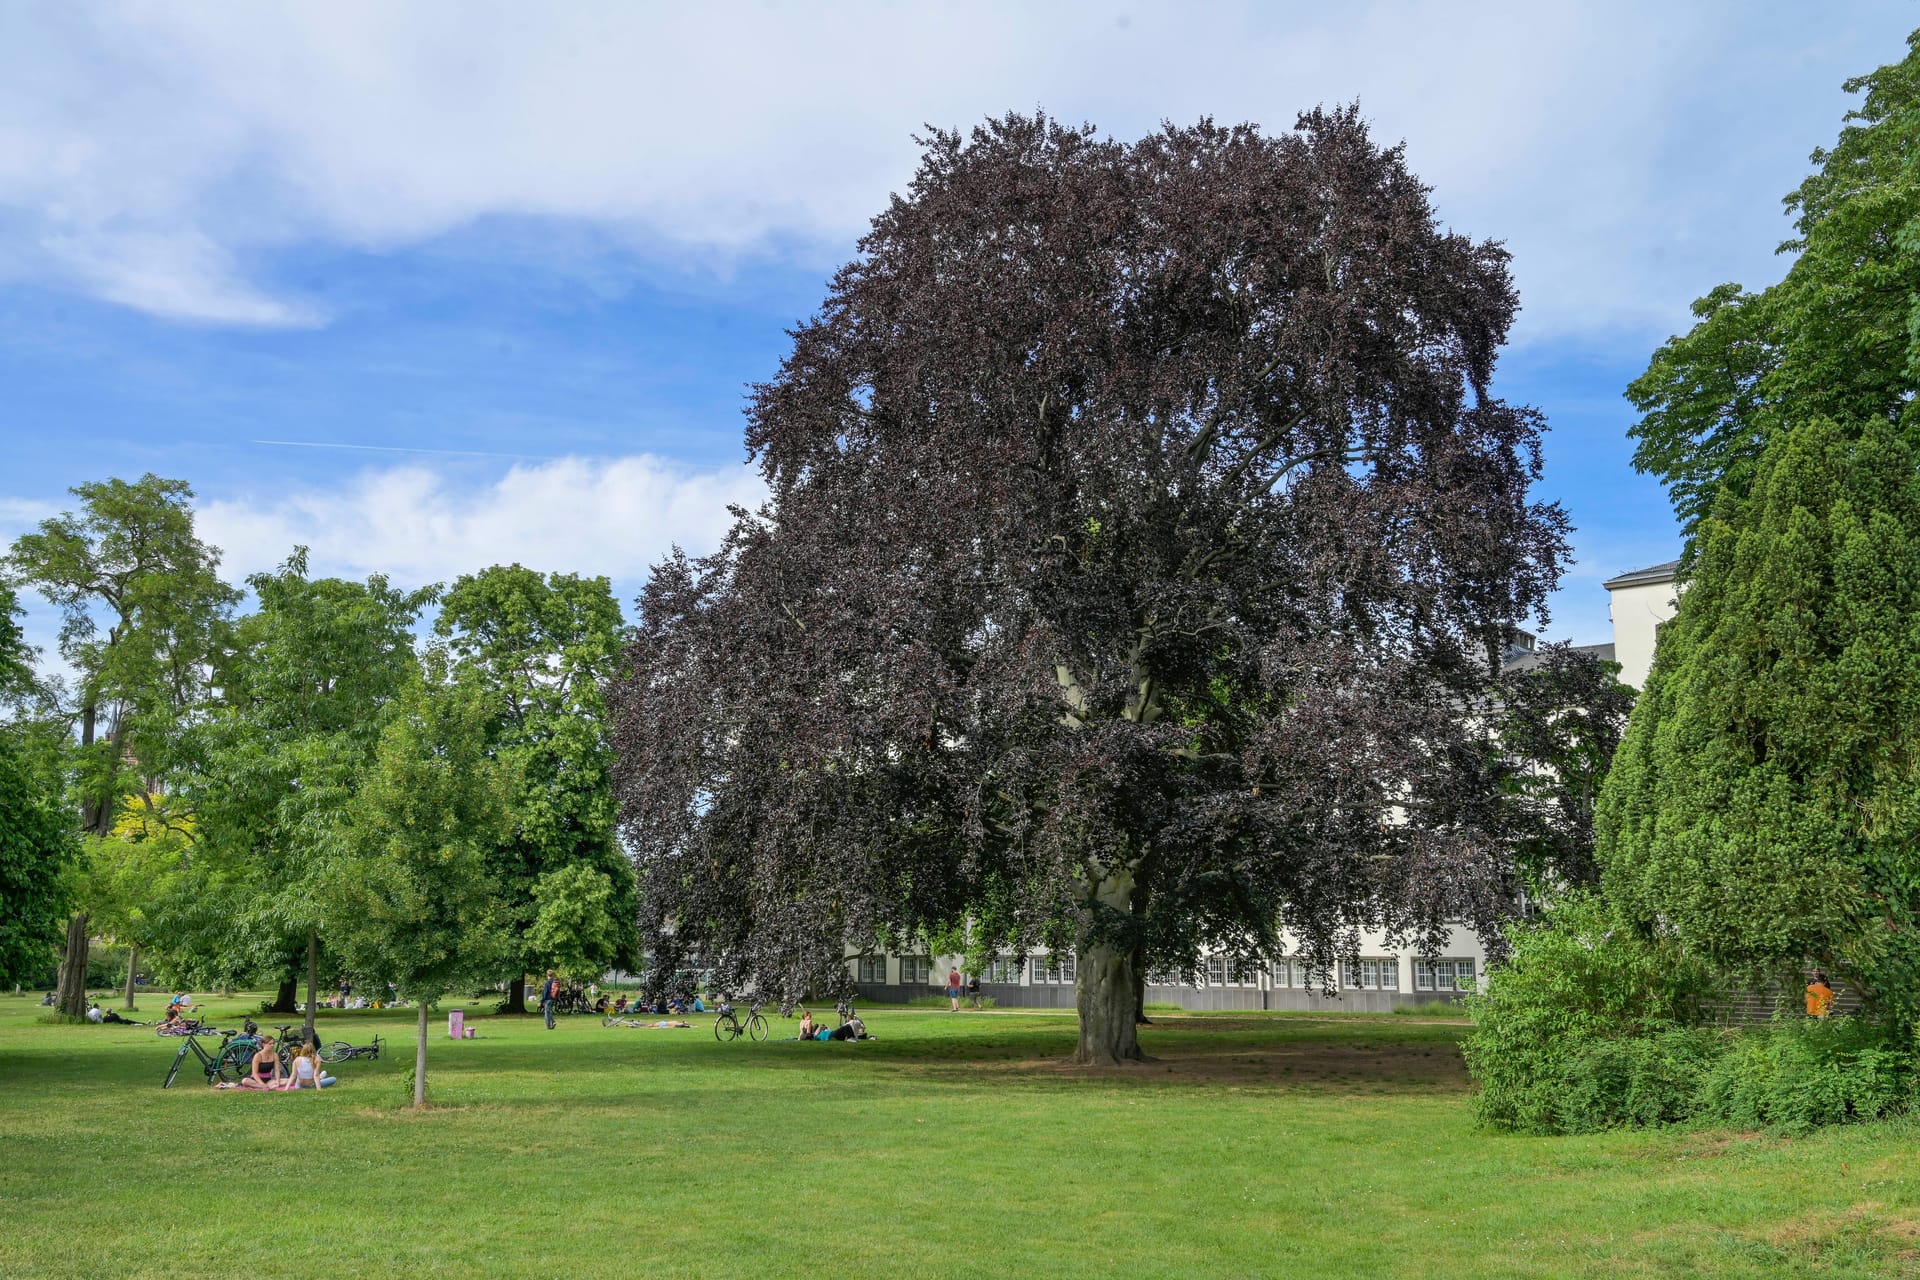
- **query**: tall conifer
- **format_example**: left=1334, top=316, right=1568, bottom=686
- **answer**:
left=1598, top=418, right=1920, bottom=1015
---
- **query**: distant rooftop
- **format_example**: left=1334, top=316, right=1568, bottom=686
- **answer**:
left=1503, top=641, right=1616, bottom=674
left=1602, top=559, right=1681, bottom=590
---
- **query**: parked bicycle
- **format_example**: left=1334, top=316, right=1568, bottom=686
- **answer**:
left=712, top=1000, right=768, bottom=1043
left=161, top=1027, right=255, bottom=1089
left=155, top=1015, right=210, bottom=1037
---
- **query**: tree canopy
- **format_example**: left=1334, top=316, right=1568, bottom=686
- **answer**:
left=435, top=565, right=637, bottom=1002
left=182, top=550, right=435, bottom=1019
left=610, top=110, right=1568, bottom=1063
left=5, top=474, right=237, bottom=836
left=0, top=728, right=78, bottom=988
left=1599, top=34, right=1920, bottom=1023
left=1598, top=418, right=1920, bottom=1013
left=1626, top=33, right=1920, bottom=541
left=324, top=670, right=512, bottom=1106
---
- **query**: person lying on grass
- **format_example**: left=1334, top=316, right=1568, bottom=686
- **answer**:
left=798, top=1016, right=872, bottom=1042
left=86, top=1002, right=142, bottom=1025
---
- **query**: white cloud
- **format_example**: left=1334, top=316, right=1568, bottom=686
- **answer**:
left=195, top=454, right=766, bottom=590
left=0, top=2, right=1910, bottom=338
left=42, top=228, right=320, bottom=327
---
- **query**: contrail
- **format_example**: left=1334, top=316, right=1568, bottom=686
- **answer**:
left=253, top=439, right=554, bottom=461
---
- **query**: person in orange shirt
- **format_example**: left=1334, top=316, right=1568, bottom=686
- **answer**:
left=1806, top=971, right=1835, bottom=1018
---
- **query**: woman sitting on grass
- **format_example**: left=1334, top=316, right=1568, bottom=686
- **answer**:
left=284, top=1042, right=336, bottom=1089
left=238, top=1037, right=281, bottom=1089
left=796, top=1010, right=816, bottom=1039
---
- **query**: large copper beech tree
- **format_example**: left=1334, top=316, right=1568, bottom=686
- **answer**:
left=609, top=111, right=1568, bottom=1064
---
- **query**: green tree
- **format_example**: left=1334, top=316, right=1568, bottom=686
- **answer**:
left=433, top=565, right=635, bottom=1010
left=527, top=863, right=623, bottom=982
left=323, top=670, right=512, bottom=1107
left=0, top=582, right=36, bottom=707
left=185, top=549, right=434, bottom=1034
left=1597, top=417, right=1920, bottom=1016
left=1494, top=643, right=1637, bottom=892
left=0, top=729, right=79, bottom=990
left=5, top=476, right=238, bottom=1014
left=1626, top=34, right=1920, bottom=541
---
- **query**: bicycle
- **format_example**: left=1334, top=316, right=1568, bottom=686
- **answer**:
left=602, top=1014, right=653, bottom=1028
left=271, top=1025, right=317, bottom=1072
left=162, top=1027, right=256, bottom=1089
left=712, top=1000, right=768, bottom=1042
left=318, top=1035, right=383, bottom=1063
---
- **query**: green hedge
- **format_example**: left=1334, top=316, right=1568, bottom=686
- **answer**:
left=1464, top=896, right=1915, bottom=1134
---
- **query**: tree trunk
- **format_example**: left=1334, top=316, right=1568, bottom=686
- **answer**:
left=303, top=930, right=318, bottom=1042
left=413, top=1003, right=430, bottom=1109
left=55, top=913, right=90, bottom=1017
left=503, top=974, right=527, bottom=1015
left=1069, top=867, right=1148, bottom=1066
left=266, top=976, right=297, bottom=1013
left=123, top=943, right=139, bottom=1010
left=78, top=701, right=112, bottom=836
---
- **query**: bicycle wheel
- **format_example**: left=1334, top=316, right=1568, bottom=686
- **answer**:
left=221, top=1041, right=257, bottom=1076
left=602, top=1016, right=617, bottom=1028
left=164, top=1044, right=188, bottom=1089
left=747, top=1014, right=768, bottom=1042
left=712, top=1015, right=735, bottom=1042
left=319, top=1041, right=352, bottom=1063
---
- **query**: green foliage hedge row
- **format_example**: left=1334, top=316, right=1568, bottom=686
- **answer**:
left=1464, top=896, right=1916, bottom=1134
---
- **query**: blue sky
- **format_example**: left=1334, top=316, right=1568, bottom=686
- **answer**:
left=2, top=2, right=1914, bottom=651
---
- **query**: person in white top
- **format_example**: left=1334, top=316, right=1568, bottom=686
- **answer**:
left=285, top=1042, right=336, bottom=1089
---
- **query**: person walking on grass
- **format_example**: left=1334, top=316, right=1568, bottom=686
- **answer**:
left=541, top=970, right=561, bottom=1030
left=947, top=967, right=962, bottom=1013
left=967, top=974, right=981, bottom=1009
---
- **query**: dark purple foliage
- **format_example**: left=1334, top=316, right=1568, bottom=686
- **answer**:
left=608, top=111, right=1569, bottom=1062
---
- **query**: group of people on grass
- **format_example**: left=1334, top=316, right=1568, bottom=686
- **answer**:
left=216, top=1022, right=338, bottom=1090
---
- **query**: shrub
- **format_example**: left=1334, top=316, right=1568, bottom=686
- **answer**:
left=1553, top=1027, right=1725, bottom=1134
left=1696, top=1017, right=1913, bottom=1132
left=1463, top=894, right=1716, bottom=1133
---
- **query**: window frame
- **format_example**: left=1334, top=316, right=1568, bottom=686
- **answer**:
left=1414, top=957, right=1475, bottom=992
left=1339, top=958, right=1400, bottom=991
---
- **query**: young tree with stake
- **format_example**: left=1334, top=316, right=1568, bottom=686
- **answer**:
left=324, top=667, right=512, bottom=1107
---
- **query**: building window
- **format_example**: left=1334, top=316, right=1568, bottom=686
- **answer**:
left=1339, top=958, right=1400, bottom=991
left=855, top=955, right=887, bottom=985
left=1414, top=958, right=1475, bottom=992
left=1205, top=955, right=1227, bottom=986
left=983, top=958, right=1020, bottom=984
left=1030, top=953, right=1077, bottom=984
left=901, top=955, right=932, bottom=987
left=1276, top=959, right=1330, bottom=990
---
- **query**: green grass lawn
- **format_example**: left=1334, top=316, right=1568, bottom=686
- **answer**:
left=3, top=993, right=1917, bottom=1279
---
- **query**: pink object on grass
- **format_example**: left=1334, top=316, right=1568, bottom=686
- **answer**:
left=448, top=1010, right=464, bottom=1039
